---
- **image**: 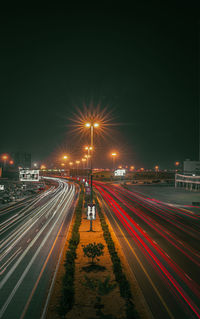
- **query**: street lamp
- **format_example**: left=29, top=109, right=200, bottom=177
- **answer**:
left=85, top=146, right=92, bottom=168
left=175, top=161, right=180, bottom=173
left=111, top=152, right=117, bottom=171
left=82, top=158, right=86, bottom=170
left=2, top=155, right=8, bottom=170
left=85, top=122, right=99, bottom=202
left=76, top=160, right=80, bottom=176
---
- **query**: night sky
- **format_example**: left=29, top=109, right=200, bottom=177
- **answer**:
left=1, top=4, right=199, bottom=169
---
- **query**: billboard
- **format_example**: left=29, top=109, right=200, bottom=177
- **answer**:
left=19, top=169, right=40, bottom=182
left=114, top=169, right=126, bottom=176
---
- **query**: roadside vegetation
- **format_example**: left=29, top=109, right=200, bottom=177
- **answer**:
left=59, top=185, right=84, bottom=316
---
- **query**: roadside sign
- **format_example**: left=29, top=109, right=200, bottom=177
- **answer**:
left=87, top=204, right=96, bottom=220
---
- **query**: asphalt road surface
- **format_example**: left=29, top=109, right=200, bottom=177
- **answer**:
left=94, top=181, right=200, bottom=319
left=0, top=177, right=78, bottom=319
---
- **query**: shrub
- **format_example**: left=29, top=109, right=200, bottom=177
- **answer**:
left=82, top=242, right=104, bottom=264
left=59, top=186, right=84, bottom=315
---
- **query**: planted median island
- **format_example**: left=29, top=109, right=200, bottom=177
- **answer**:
left=46, top=186, right=147, bottom=319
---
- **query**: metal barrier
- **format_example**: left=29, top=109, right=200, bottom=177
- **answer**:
left=175, top=173, right=200, bottom=191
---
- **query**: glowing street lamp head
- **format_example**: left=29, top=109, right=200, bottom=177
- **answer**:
left=85, top=122, right=99, bottom=128
left=63, top=155, right=68, bottom=160
left=76, top=160, right=80, bottom=164
left=9, top=160, right=14, bottom=165
left=2, top=155, right=8, bottom=160
left=111, top=152, right=117, bottom=157
left=82, top=158, right=86, bottom=162
left=61, top=163, right=65, bottom=166
left=175, top=161, right=180, bottom=166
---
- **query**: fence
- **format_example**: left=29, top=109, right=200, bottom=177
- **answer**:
left=175, top=173, right=200, bottom=191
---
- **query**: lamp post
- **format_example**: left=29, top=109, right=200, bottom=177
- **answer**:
left=111, top=152, right=117, bottom=171
left=2, top=155, right=8, bottom=170
left=82, top=158, right=86, bottom=169
left=85, top=122, right=99, bottom=202
left=175, top=161, right=180, bottom=173
left=76, top=160, right=80, bottom=176
left=85, top=146, right=92, bottom=168
left=155, top=165, right=159, bottom=176
left=69, top=162, right=73, bottom=176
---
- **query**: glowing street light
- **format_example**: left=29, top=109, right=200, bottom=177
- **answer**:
left=9, top=160, right=14, bottom=165
left=174, top=161, right=180, bottom=173
left=85, top=122, right=99, bottom=201
left=155, top=165, right=159, bottom=172
left=63, top=155, right=68, bottom=160
left=111, top=152, right=117, bottom=170
left=75, top=160, right=80, bottom=176
left=84, top=146, right=93, bottom=168
left=1, top=154, right=8, bottom=169
left=82, top=158, right=86, bottom=169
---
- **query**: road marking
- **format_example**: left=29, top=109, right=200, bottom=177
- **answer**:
left=0, top=186, right=75, bottom=318
left=20, top=218, right=65, bottom=319
left=185, top=274, right=192, bottom=281
left=0, top=248, right=22, bottom=275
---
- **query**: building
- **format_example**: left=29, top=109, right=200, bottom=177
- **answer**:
left=183, top=159, right=200, bottom=175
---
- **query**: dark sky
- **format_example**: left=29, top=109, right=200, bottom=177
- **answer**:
left=1, top=4, right=199, bottom=169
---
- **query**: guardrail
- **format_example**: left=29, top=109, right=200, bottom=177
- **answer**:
left=175, top=173, right=200, bottom=191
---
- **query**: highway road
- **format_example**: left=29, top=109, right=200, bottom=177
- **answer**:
left=94, top=181, right=200, bottom=319
left=0, top=177, right=77, bottom=319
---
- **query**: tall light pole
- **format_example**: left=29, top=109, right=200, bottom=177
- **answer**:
left=85, top=146, right=92, bottom=168
left=111, top=152, right=117, bottom=171
left=82, top=158, right=86, bottom=170
left=2, top=155, right=8, bottom=172
left=85, top=122, right=99, bottom=202
left=69, top=162, right=73, bottom=176
left=175, top=161, right=180, bottom=173
left=76, top=160, right=80, bottom=176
